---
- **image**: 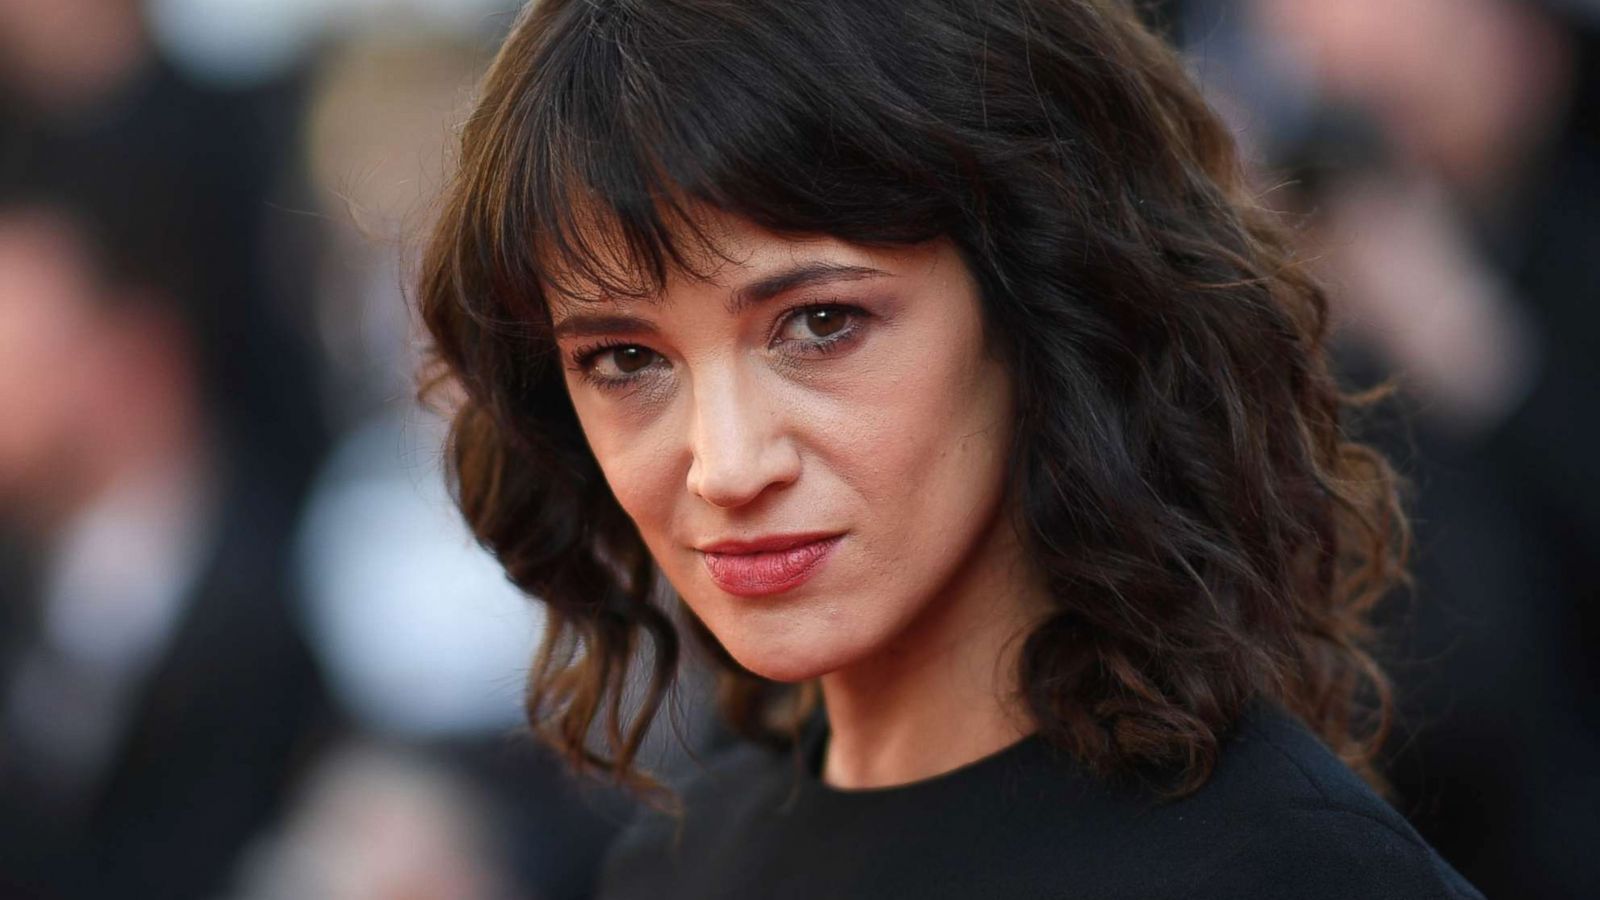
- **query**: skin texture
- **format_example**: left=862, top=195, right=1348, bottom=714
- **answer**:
left=550, top=211, right=1051, bottom=787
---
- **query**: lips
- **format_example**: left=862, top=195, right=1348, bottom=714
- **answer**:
left=699, top=533, right=843, bottom=598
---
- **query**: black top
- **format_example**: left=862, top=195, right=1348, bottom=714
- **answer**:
left=597, top=702, right=1483, bottom=899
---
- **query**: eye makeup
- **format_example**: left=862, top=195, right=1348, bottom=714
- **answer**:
left=565, top=300, right=874, bottom=393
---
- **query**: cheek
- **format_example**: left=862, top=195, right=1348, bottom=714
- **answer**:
left=568, top=389, right=717, bottom=597
left=819, top=326, right=1012, bottom=544
left=577, top=408, right=683, bottom=534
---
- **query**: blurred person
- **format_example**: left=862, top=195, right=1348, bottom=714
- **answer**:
left=0, top=182, right=333, bottom=898
left=0, top=0, right=148, bottom=116
left=417, top=1, right=1482, bottom=897
left=0, top=0, right=330, bottom=501
left=1251, top=0, right=1600, bottom=513
left=1, top=7, right=339, bottom=892
left=1223, top=0, right=1600, bottom=893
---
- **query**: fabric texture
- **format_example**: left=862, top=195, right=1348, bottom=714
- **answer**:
left=597, top=701, right=1483, bottom=899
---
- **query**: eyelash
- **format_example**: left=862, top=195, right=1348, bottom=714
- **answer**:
left=567, top=302, right=869, bottom=392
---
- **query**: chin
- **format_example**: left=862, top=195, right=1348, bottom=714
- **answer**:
left=735, top=654, right=833, bottom=685
left=715, top=625, right=869, bottom=684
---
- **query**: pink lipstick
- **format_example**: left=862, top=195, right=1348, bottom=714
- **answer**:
left=699, top=533, right=843, bottom=598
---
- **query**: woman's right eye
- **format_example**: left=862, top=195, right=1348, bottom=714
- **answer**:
left=573, top=342, right=662, bottom=386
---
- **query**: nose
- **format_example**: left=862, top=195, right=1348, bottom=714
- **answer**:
left=684, top=367, right=801, bottom=508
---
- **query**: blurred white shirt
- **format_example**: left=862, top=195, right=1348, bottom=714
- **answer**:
left=293, top=410, right=542, bottom=738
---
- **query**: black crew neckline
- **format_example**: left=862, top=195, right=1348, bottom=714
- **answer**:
left=797, top=716, right=1050, bottom=800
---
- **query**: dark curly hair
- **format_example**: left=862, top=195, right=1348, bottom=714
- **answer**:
left=418, top=0, right=1409, bottom=796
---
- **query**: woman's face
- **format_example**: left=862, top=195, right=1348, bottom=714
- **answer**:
left=550, top=211, right=1023, bottom=682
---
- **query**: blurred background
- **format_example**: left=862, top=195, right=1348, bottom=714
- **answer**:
left=0, top=0, right=1594, bottom=897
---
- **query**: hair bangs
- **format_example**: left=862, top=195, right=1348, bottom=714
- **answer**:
left=495, top=0, right=956, bottom=314
left=508, top=16, right=716, bottom=308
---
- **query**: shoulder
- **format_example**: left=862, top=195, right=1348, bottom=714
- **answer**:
left=1185, top=805, right=1483, bottom=899
left=1174, top=704, right=1483, bottom=900
left=1179, top=791, right=1485, bottom=900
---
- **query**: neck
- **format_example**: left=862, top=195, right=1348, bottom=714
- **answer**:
left=818, top=510, right=1050, bottom=789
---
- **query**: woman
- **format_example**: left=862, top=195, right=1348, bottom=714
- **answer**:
left=418, top=0, right=1483, bottom=896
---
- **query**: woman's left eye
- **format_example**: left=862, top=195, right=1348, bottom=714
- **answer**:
left=775, top=305, right=861, bottom=345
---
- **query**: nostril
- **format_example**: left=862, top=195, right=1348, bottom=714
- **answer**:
left=686, top=437, right=802, bottom=508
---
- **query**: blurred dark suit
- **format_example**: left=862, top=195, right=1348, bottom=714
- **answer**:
left=0, top=454, right=335, bottom=900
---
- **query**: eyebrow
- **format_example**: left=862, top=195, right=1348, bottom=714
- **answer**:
left=549, top=261, right=889, bottom=340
